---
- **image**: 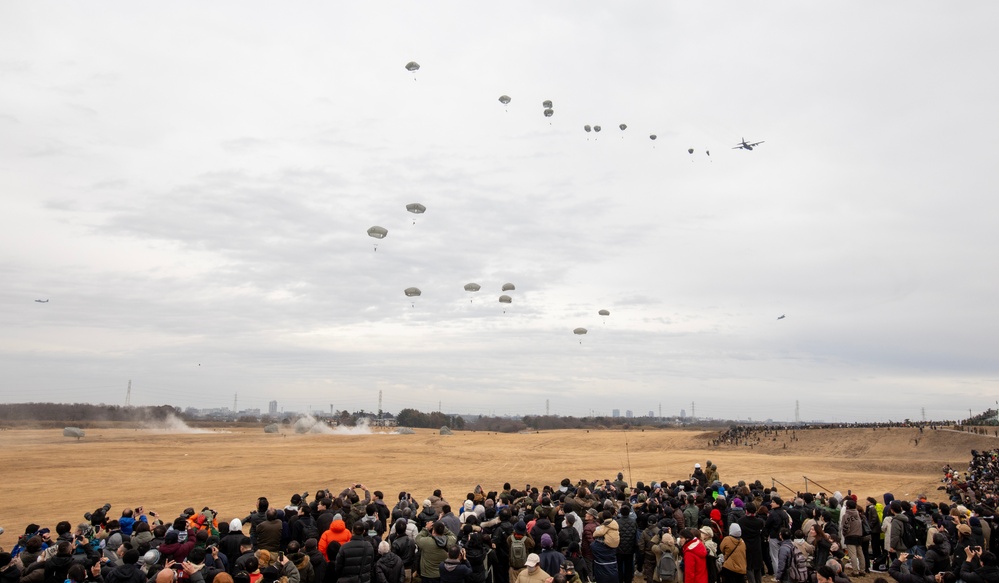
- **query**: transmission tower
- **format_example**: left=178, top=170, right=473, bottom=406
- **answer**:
left=125, top=380, right=132, bottom=407
left=922, top=407, right=926, bottom=422
left=233, top=393, right=237, bottom=413
left=795, top=400, right=800, bottom=424
left=546, top=399, right=550, bottom=416
left=691, top=401, right=695, bottom=419
left=659, top=402, right=662, bottom=420
left=378, top=390, right=383, bottom=417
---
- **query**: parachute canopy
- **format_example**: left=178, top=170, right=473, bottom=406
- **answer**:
left=501, top=283, right=515, bottom=291
left=542, top=100, right=553, bottom=108
left=573, top=327, right=588, bottom=335
left=367, top=226, right=388, bottom=239
left=543, top=108, right=554, bottom=118
left=463, top=283, right=481, bottom=292
left=406, top=203, right=426, bottom=214
left=63, top=427, right=85, bottom=439
left=619, top=124, right=627, bottom=131
left=263, top=424, right=280, bottom=434
left=584, top=125, right=592, bottom=132
left=650, top=134, right=657, bottom=140
left=593, top=125, right=602, bottom=132
left=498, top=95, right=511, bottom=105
left=405, top=61, right=420, bottom=72
left=440, top=426, right=454, bottom=435
left=498, top=295, right=512, bottom=304
left=598, top=309, right=610, bottom=316
left=688, top=148, right=695, bottom=154
left=404, top=287, right=422, bottom=297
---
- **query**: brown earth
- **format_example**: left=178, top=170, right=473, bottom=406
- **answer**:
left=0, top=425, right=995, bottom=548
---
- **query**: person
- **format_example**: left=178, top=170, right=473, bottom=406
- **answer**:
left=335, top=523, right=376, bottom=583
left=439, top=546, right=472, bottom=583
left=719, top=524, right=747, bottom=583
left=841, top=500, right=864, bottom=576
left=537, top=535, right=564, bottom=577
left=679, top=528, right=708, bottom=583
left=888, top=553, right=930, bottom=583
left=737, top=504, right=765, bottom=583
left=505, top=521, right=535, bottom=583
left=255, top=511, right=283, bottom=553
left=245, top=499, right=270, bottom=549
left=317, top=518, right=350, bottom=558
left=104, top=549, right=146, bottom=583
left=514, top=554, right=549, bottom=583
left=388, top=520, right=417, bottom=583
left=375, top=541, right=405, bottom=583
left=615, top=504, right=636, bottom=583
left=416, top=522, right=457, bottom=583
left=773, top=529, right=795, bottom=583
left=766, top=499, right=789, bottom=577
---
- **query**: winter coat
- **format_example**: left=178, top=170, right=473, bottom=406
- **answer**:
left=888, top=559, right=934, bottom=583
left=388, top=533, right=417, bottom=570
left=528, top=519, right=557, bottom=549
left=616, top=513, right=638, bottom=555
left=318, top=521, right=351, bottom=556
left=842, top=509, right=863, bottom=544
left=335, top=539, right=376, bottom=583
left=591, top=539, right=618, bottom=583
left=538, top=549, right=565, bottom=578
left=681, top=538, right=708, bottom=583
left=256, top=519, right=283, bottom=552
left=439, top=559, right=472, bottom=583
left=594, top=520, right=620, bottom=549
left=959, top=562, right=999, bottom=583
left=105, top=563, right=147, bottom=583
left=774, top=540, right=795, bottom=583
left=415, top=529, right=457, bottom=579
left=889, top=514, right=910, bottom=554
left=375, top=552, right=405, bottom=583
left=720, top=536, right=747, bottom=575
left=737, top=515, right=765, bottom=572
left=292, top=553, right=315, bottom=583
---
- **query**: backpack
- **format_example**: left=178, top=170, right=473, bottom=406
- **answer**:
left=300, top=516, right=320, bottom=542
left=900, top=519, right=917, bottom=549
left=912, top=514, right=931, bottom=547
left=656, top=551, right=678, bottom=582
left=509, top=536, right=528, bottom=569
left=788, top=545, right=810, bottom=583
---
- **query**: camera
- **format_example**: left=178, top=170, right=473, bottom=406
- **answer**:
left=85, top=503, right=112, bottom=526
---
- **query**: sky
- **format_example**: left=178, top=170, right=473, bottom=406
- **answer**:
left=2, top=2, right=998, bottom=423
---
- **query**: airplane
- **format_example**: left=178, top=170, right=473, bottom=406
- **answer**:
left=733, top=137, right=764, bottom=151
left=777, top=314, right=785, bottom=320
left=35, top=299, right=49, bottom=303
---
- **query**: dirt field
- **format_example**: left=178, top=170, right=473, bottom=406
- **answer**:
left=1, top=425, right=995, bottom=548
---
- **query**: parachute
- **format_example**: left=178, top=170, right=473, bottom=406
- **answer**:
left=584, top=125, right=592, bottom=133
left=649, top=134, right=657, bottom=140
left=573, top=327, right=588, bottom=345
left=264, top=424, right=280, bottom=434
left=543, top=108, right=554, bottom=118
left=406, top=203, right=426, bottom=224
left=501, top=283, right=515, bottom=291
left=404, top=287, right=421, bottom=308
left=593, top=125, right=602, bottom=132
left=395, top=427, right=415, bottom=434
left=688, top=148, right=694, bottom=154
left=405, top=61, right=420, bottom=72
left=598, top=309, right=610, bottom=316
left=440, top=426, right=454, bottom=436
left=367, top=226, right=388, bottom=251
left=498, top=95, right=511, bottom=105
left=498, top=294, right=512, bottom=313
left=464, top=282, right=481, bottom=302
left=542, top=100, right=553, bottom=108
left=63, top=427, right=85, bottom=440
left=619, top=124, right=627, bottom=131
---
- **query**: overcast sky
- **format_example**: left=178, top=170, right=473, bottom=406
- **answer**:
left=2, top=2, right=997, bottom=423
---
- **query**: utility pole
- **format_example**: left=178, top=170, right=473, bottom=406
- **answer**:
left=125, top=380, right=131, bottom=407
left=795, top=400, right=800, bottom=424
left=546, top=399, right=550, bottom=416
left=922, top=407, right=926, bottom=422
left=691, top=401, right=695, bottom=419
left=378, top=390, right=383, bottom=418
left=659, top=402, right=662, bottom=420
left=233, top=393, right=237, bottom=413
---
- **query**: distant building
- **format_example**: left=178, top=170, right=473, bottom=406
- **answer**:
left=268, top=400, right=278, bottom=415
left=648, top=410, right=655, bottom=418
left=612, top=409, right=620, bottom=418
left=680, top=409, right=686, bottom=419
left=625, top=410, right=633, bottom=418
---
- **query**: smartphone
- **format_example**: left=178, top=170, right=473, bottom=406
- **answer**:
left=278, top=552, right=285, bottom=561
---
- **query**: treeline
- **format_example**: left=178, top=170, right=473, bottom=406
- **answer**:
left=465, top=415, right=682, bottom=433
left=0, top=403, right=181, bottom=424
left=395, top=408, right=466, bottom=430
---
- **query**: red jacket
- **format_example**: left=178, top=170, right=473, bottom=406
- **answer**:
left=682, top=538, right=708, bottom=583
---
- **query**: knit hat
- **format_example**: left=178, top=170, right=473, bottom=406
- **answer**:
left=165, top=531, right=179, bottom=544
left=710, top=509, right=722, bottom=522
left=733, top=499, right=744, bottom=508
left=541, top=534, right=553, bottom=549
left=700, top=526, right=713, bottom=540
left=729, top=524, right=742, bottom=537
left=514, top=521, right=527, bottom=535
left=423, top=500, right=432, bottom=508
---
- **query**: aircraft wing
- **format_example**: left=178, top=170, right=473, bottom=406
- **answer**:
left=749, top=141, right=765, bottom=146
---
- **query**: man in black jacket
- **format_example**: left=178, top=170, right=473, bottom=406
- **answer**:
left=336, top=523, right=376, bottom=583
left=615, top=504, right=637, bottom=583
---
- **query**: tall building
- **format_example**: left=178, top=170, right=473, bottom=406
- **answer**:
left=680, top=409, right=686, bottom=419
left=647, top=410, right=655, bottom=418
left=612, top=409, right=620, bottom=417
left=625, top=410, right=633, bottom=418
left=269, top=400, right=278, bottom=415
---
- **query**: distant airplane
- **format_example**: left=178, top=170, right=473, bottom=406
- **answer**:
left=733, top=137, right=764, bottom=151
left=35, top=299, right=49, bottom=303
left=777, top=314, right=785, bottom=320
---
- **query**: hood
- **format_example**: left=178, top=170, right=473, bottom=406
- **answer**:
left=328, top=520, right=351, bottom=544
left=884, top=493, right=895, bottom=505
left=330, top=520, right=346, bottom=533
left=433, top=535, right=449, bottom=548
left=441, top=559, right=462, bottom=572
